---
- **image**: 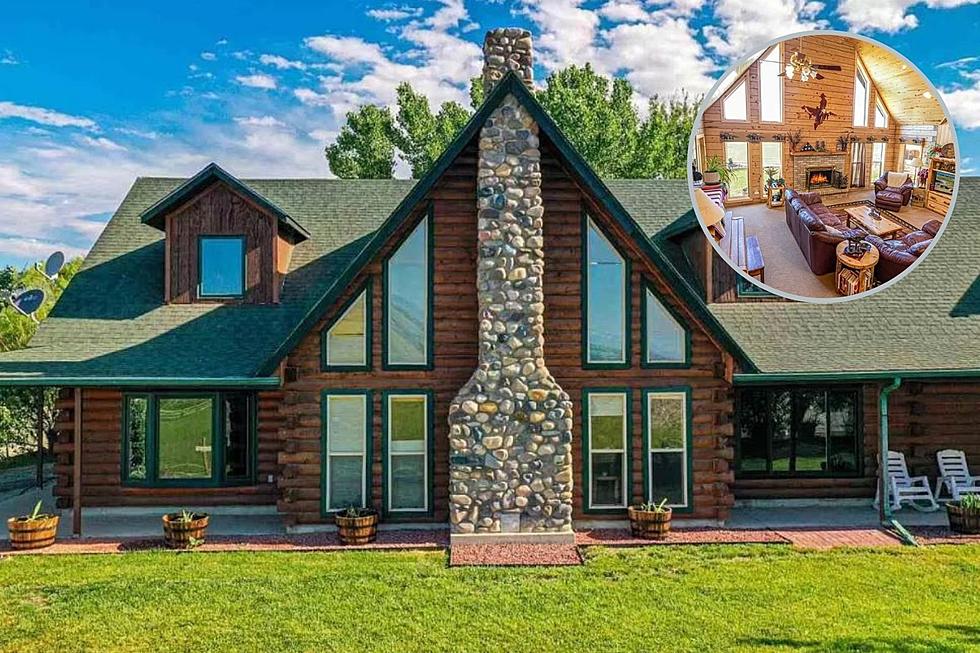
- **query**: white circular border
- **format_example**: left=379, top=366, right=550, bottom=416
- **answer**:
left=686, top=29, right=962, bottom=305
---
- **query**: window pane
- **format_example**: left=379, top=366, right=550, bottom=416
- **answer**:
left=651, top=451, right=684, bottom=505
left=871, top=143, right=886, bottom=180
left=199, top=237, right=244, bottom=296
left=853, top=69, right=868, bottom=127
left=126, top=397, right=148, bottom=480
left=875, top=103, right=887, bottom=128
left=828, top=391, right=858, bottom=473
left=770, top=391, right=792, bottom=472
left=760, top=47, right=781, bottom=122
left=762, top=142, right=782, bottom=187
left=587, top=220, right=626, bottom=363
left=645, top=290, right=685, bottom=362
left=795, top=391, right=827, bottom=472
left=723, top=80, right=747, bottom=120
left=158, top=397, right=214, bottom=480
left=390, top=455, right=425, bottom=510
left=389, top=396, right=425, bottom=454
left=725, top=142, right=749, bottom=199
left=387, top=219, right=428, bottom=365
left=737, top=389, right=768, bottom=472
left=326, top=292, right=366, bottom=366
left=327, top=396, right=366, bottom=454
left=328, top=456, right=364, bottom=510
left=591, top=452, right=624, bottom=506
left=223, top=392, right=251, bottom=479
left=649, top=394, right=684, bottom=449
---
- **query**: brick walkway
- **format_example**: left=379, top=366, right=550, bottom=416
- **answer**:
left=775, top=528, right=902, bottom=549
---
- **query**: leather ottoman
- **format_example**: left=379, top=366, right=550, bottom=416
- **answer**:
left=875, top=189, right=904, bottom=211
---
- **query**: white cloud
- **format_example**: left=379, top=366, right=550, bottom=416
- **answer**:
left=0, top=50, right=18, bottom=65
left=598, top=0, right=650, bottom=22
left=79, top=136, right=127, bottom=151
left=367, top=7, right=424, bottom=21
left=0, top=237, right=87, bottom=262
left=942, top=84, right=980, bottom=129
left=304, top=36, right=390, bottom=66
left=115, top=127, right=160, bottom=139
left=0, top=101, right=97, bottom=129
left=235, top=73, right=278, bottom=90
left=234, top=115, right=286, bottom=127
left=259, top=54, right=307, bottom=70
left=216, top=38, right=229, bottom=46
left=703, top=0, right=827, bottom=60
left=838, top=0, right=980, bottom=32
left=200, top=51, right=217, bottom=61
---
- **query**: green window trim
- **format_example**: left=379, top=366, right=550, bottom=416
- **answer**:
left=198, top=235, right=246, bottom=299
left=382, top=209, right=434, bottom=371
left=320, top=390, right=373, bottom=516
left=320, top=280, right=373, bottom=372
left=381, top=389, right=435, bottom=517
left=121, top=391, right=257, bottom=488
left=581, top=212, right=632, bottom=370
left=642, top=387, right=693, bottom=513
left=581, top=388, right=633, bottom=514
left=735, top=276, right=774, bottom=298
left=640, top=281, right=692, bottom=369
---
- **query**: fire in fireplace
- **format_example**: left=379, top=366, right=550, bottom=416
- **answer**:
left=806, top=166, right=838, bottom=190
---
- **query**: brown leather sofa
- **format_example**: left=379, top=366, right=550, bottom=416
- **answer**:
left=865, top=219, right=941, bottom=282
left=873, top=173, right=914, bottom=211
left=784, top=189, right=864, bottom=275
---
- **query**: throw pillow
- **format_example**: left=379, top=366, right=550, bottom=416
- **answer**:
left=887, top=172, right=909, bottom=188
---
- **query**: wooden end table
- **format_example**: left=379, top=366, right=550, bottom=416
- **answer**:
left=835, top=241, right=879, bottom=296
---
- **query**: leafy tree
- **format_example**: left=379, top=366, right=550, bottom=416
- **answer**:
left=325, top=64, right=701, bottom=181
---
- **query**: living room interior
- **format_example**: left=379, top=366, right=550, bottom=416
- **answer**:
left=690, top=33, right=957, bottom=299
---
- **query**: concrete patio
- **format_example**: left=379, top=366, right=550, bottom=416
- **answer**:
left=728, top=500, right=950, bottom=530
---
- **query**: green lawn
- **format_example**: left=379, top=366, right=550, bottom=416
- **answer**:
left=1, top=545, right=979, bottom=652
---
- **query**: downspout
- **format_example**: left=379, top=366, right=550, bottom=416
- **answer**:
left=879, top=377, right=917, bottom=546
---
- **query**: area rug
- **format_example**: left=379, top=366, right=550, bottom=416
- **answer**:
left=449, top=543, right=583, bottom=567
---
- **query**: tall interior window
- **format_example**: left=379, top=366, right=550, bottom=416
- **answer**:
left=199, top=236, right=245, bottom=297
left=902, top=143, right=923, bottom=179
left=759, top=46, right=782, bottom=122
left=723, top=80, right=747, bottom=120
left=871, top=142, right=887, bottom=180
left=725, top=142, right=749, bottom=199
left=644, top=288, right=686, bottom=365
left=386, top=217, right=429, bottom=367
left=124, top=392, right=254, bottom=485
left=323, top=288, right=369, bottom=369
left=874, top=102, right=888, bottom=128
left=586, top=391, right=628, bottom=509
left=386, top=394, right=428, bottom=512
left=585, top=217, right=626, bottom=365
left=736, top=387, right=860, bottom=476
left=762, top=142, right=783, bottom=188
left=646, top=390, right=689, bottom=508
left=323, top=393, right=369, bottom=511
left=853, top=66, right=869, bottom=127
left=850, top=142, right=866, bottom=188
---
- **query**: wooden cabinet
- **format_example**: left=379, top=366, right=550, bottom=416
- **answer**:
left=925, top=156, right=955, bottom=216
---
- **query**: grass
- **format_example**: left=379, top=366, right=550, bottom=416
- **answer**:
left=1, top=545, right=980, bottom=652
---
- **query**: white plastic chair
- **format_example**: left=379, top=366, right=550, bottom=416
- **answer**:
left=934, top=449, right=980, bottom=501
left=874, top=451, right=938, bottom=512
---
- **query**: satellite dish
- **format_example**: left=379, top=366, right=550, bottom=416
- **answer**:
left=10, top=288, right=45, bottom=321
left=38, top=251, right=65, bottom=281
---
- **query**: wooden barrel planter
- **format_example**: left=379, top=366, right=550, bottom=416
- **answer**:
left=335, top=509, right=379, bottom=545
left=628, top=506, right=672, bottom=540
left=947, top=502, right=980, bottom=535
left=162, top=512, right=210, bottom=549
left=6, top=514, right=59, bottom=550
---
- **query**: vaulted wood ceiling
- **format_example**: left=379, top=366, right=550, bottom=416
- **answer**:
left=856, top=40, right=945, bottom=125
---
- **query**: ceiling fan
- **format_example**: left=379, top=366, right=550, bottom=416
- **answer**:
left=779, top=49, right=842, bottom=82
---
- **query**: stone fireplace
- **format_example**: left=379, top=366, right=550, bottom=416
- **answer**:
left=447, top=29, right=574, bottom=543
left=791, top=152, right=847, bottom=196
left=805, top=166, right=839, bottom=190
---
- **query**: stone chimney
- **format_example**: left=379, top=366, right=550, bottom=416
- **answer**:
left=448, top=29, right=574, bottom=542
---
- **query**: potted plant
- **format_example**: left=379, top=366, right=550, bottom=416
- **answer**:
left=162, top=509, right=210, bottom=549
left=335, top=506, right=379, bottom=545
left=947, top=494, right=980, bottom=535
left=7, top=500, right=59, bottom=550
left=628, top=498, right=672, bottom=540
left=703, top=156, right=733, bottom=197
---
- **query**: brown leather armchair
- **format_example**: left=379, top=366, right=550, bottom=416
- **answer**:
left=865, top=220, right=941, bottom=282
left=784, top=189, right=864, bottom=275
left=874, top=173, right=914, bottom=211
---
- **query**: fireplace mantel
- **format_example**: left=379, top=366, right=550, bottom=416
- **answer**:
left=789, top=150, right=847, bottom=157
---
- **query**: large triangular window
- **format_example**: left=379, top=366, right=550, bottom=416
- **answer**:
left=723, top=80, right=748, bottom=121
left=322, top=285, right=370, bottom=370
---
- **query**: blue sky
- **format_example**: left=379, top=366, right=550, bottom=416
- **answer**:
left=1, top=0, right=979, bottom=268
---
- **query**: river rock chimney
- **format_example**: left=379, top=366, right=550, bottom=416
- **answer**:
left=447, top=29, right=574, bottom=542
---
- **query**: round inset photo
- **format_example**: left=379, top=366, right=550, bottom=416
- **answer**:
left=688, top=31, right=959, bottom=302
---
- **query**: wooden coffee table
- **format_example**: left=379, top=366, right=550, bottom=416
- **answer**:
left=835, top=241, right=879, bottom=296
left=841, top=205, right=903, bottom=238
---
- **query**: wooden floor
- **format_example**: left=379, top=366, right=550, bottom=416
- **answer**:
left=733, top=188, right=946, bottom=299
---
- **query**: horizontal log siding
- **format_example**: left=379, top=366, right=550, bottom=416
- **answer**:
left=277, top=135, right=736, bottom=526
left=52, top=388, right=281, bottom=508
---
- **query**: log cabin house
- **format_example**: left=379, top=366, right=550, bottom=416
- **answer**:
left=692, top=33, right=958, bottom=299
left=0, top=29, right=978, bottom=542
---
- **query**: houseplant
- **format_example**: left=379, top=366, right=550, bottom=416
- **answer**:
left=162, top=509, right=210, bottom=549
left=628, top=498, right=672, bottom=540
left=335, top=506, right=379, bottom=545
left=703, top=156, right=733, bottom=196
left=7, top=500, right=59, bottom=550
left=947, top=494, right=980, bottom=535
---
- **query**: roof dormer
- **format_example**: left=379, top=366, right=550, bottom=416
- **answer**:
left=140, top=163, right=310, bottom=304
